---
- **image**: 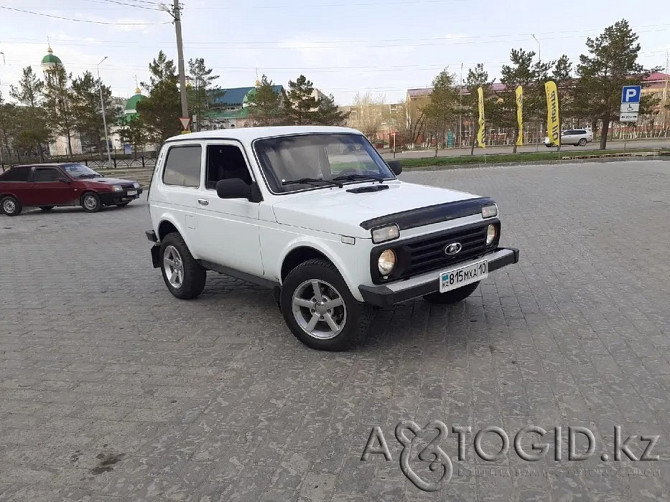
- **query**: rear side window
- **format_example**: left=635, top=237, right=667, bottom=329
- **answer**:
left=33, top=168, right=62, bottom=182
left=0, top=166, right=31, bottom=181
left=163, top=145, right=202, bottom=187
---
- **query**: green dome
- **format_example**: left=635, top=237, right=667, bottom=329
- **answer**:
left=125, top=90, right=146, bottom=113
left=41, top=53, right=62, bottom=65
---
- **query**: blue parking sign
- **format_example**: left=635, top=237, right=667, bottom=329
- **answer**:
left=621, top=85, right=641, bottom=103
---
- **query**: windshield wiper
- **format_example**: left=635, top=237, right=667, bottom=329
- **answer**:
left=332, top=174, right=385, bottom=184
left=282, top=177, right=343, bottom=188
left=77, top=174, right=99, bottom=179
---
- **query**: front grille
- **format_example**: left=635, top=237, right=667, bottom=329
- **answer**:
left=121, top=183, right=135, bottom=189
left=405, top=224, right=488, bottom=277
left=370, top=221, right=498, bottom=284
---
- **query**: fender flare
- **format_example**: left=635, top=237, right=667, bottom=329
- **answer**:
left=277, top=237, right=364, bottom=302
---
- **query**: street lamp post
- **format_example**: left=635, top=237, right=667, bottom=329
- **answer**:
left=96, top=56, right=112, bottom=165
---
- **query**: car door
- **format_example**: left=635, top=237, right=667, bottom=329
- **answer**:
left=191, top=141, right=263, bottom=277
left=159, top=143, right=203, bottom=248
left=561, top=130, right=575, bottom=145
left=31, top=166, right=77, bottom=205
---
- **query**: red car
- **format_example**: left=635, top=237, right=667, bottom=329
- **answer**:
left=0, top=163, right=143, bottom=216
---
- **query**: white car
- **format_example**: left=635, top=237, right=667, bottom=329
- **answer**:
left=545, top=128, right=593, bottom=147
left=146, top=126, right=519, bottom=350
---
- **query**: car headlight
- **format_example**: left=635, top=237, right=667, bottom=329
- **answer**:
left=371, top=224, right=399, bottom=244
left=486, top=224, right=497, bottom=245
left=378, top=249, right=397, bottom=276
left=112, top=185, right=123, bottom=192
left=133, top=182, right=140, bottom=189
left=482, top=204, right=498, bottom=219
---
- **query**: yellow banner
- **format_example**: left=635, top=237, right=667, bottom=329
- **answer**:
left=545, top=80, right=560, bottom=147
left=477, top=87, right=485, bottom=148
left=515, top=86, right=523, bottom=146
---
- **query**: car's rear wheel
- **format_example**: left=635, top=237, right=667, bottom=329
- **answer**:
left=280, top=258, right=374, bottom=351
left=81, top=192, right=101, bottom=213
left=160, top=232, right=206, bottom=300
left=40, top=206, right=54, bottom=212
left=423, top=281, right=480, bottom=305
left=578, top=138, right=587, bottom=146
left=1, top=196, right=22, bottom=216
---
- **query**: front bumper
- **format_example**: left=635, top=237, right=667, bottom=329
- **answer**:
left=98, top=188, right=143, bottom=205
left=358, top=247, right=519, bottom=308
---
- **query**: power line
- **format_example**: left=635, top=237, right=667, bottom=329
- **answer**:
left=81, top=0, right=160, bottom=11
left=0, top=5, right=170, bottom=25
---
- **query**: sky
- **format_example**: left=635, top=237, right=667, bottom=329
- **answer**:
left=0, top=0, right=669, bottom=105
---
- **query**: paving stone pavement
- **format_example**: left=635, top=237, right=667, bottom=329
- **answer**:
left=1, top=160, right=669, bottom=501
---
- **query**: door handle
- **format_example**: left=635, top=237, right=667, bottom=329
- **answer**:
left=197, top=199, right=209, bottom=206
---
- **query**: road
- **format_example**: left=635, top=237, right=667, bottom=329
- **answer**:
left=381, top=138, right=670, bottom=159
left=1, top=160, right=669, bottom=500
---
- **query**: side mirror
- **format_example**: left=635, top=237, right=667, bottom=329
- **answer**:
left=387, top=160, right=402, bottom=176
left=58, top=177, right=71, bottom=184
left=216, top=178, right=252, bottom=200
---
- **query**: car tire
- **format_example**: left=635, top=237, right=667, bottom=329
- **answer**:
left=81, top=192, right=102, bottom=213
left=116, top=202, right=130, bottom=207
left=160, top=232, right=206, bottom=300
left=280, top=258, right=374, bottom=351
left=1, top=196, right=22, bottom=216
left=40, top=206, right=54, bottom=211
left=578, top=138, right=587, bottom=146
left=422, top=281, right=480, bottom=305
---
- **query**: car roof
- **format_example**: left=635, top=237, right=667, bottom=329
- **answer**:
left=9, top=162, right=81, bottom=168
left=164, top=125, right=364, bottom=144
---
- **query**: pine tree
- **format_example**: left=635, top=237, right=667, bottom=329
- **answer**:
left=70, top=71, right=114, bottom=155
left=137, top=51, right=181, bottom=142
left=423, top=69, right=458, bottom=156
left=462, top=64, right=495, bottom=154
left=246, top=75, right=284, bottom=126
left=284, top=75, right=318, bottom=125
left=187, top=58, right=221, bottom=131
left=313, top=94, right=348, bottom=126
left=497, top=49, right=553, bottom=152
left=43, top=65, right=75, bottom=158
left=575, top=19, right=654, bottom=149
left=10, top=66, right=50, bottom=160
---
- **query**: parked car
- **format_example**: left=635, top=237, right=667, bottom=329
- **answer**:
left=146, top=126, right=519, bottom=351
left=545, top=129, right=593, bottom=147
left=0, top=163, right=142, bottom=216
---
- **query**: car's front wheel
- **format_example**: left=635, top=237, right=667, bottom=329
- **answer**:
left=1, top=196, right=22, bottom=216
left=423, top=281, right=480, bottom=305
left=81, top=192, right=101, bottom=213
left=280, top=258, right=374, bottom=351
left=160, top=232, right=206, bottom=299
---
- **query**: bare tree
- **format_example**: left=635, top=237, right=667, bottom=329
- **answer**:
left=350, top=92, right=386, bottom=140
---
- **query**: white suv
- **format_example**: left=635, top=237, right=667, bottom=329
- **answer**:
left=545, top=128, right=593, bottom=147
left=146, top=126, right=519, bottom=350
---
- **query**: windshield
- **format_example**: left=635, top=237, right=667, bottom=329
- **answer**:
left=62, top=163, right=102, bottom=179
left=254, top=133, right=395, bottom=193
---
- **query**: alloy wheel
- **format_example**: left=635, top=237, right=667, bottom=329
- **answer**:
left=292, top=279, right=347, bottom=340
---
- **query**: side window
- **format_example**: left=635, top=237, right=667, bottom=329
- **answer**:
left=205, top=144, right=252, bottom=189
left=33, top=168, right=62, bottom=182
left=163, top=145, right=202, bottom=187
left=0, top=166, right=31, bottom=181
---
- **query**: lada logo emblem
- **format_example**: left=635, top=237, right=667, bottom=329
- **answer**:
left=444, top=242, right=462, bottom=256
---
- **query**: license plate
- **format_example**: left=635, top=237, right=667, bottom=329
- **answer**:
left=127, top=190, right=137, bottom=196
left=439, top=259, right=488, bottom=293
